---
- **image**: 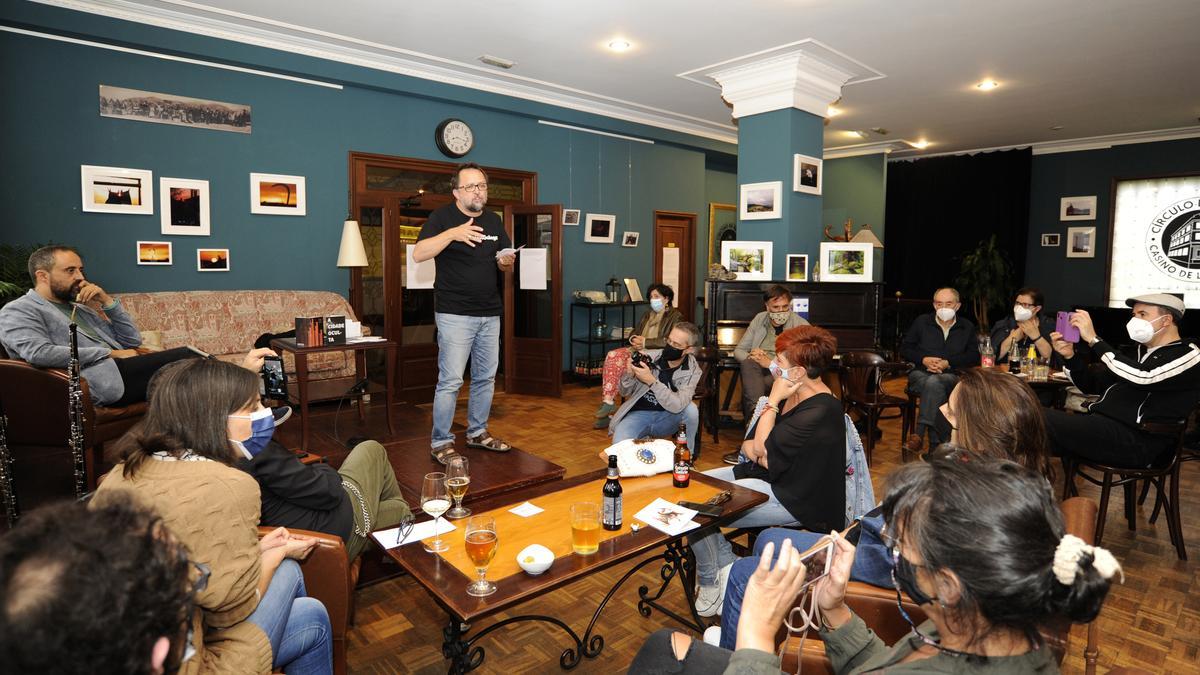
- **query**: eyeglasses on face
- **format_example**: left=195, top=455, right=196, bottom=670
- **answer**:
left=1015, top=301, right=1037, bottom=309
left=665, top=337, right=690, bottom=350
left=456, top=183, right=488, bottom=193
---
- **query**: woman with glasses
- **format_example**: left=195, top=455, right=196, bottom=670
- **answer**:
left=94, top=355, right=332, bottom=674
left=990, top=286, right=1056, bottom=364
left=592, top=283, right=683, bottom=429
left=631, top=452, right=1121, bottom=673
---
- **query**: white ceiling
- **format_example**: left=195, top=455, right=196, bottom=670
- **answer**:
left=41, top=0, right=1200, bottom=156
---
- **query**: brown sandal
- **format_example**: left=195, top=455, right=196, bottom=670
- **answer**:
left=431, top=444, right=460, bottom=465
left=466, top=433, right=512, bottom=452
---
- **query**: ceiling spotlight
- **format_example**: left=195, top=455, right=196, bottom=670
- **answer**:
left=976, top=79, right=1000, bottom=91
left=909, top=139, right=931, bottom=149
left=607, top=39, right=632, bottom=52
left=1049, top=125, right=1064, bottom=131
left=826, top=106, right=842, bottom=118
left=870, top=127, right=889, bottom=135
left=478, top=54, right=516, bottom=69
left=849, top=130, right=869, bottom=139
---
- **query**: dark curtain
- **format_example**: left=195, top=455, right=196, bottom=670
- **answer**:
left=883, top=148, right=1031, bottom=301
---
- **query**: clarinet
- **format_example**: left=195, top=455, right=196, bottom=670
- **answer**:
left=0, top=394, right=19, bottom=526
left=68, top=323, right=88, bottom=500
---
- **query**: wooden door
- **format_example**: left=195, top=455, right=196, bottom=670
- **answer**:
left=503, top=205, right=563, bottom=397
left=653, top=211, right=697, bottom=322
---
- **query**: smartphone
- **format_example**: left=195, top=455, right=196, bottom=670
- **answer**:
left=798, top=539, right=835, bottom=591
left=678, top=500, right=723, bottom=517
left=261, top=355, right=288, bottom=400
left=1056, top=311, right=1080, bottom=343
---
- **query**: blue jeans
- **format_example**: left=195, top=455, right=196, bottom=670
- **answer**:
left=717, top=518, right=892, bottom=650
left=246, top=559, right=332, bottom=675
left=907, top=370, right=957, bottom=445
left=687, top=466, right=798, bottom=586
left=433, top=312, right=500, bottom=447
left=610, top=405, right=699, bottom=457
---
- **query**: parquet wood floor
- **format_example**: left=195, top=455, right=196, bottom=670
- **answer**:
left=345, top=373, right=1199, bottom=674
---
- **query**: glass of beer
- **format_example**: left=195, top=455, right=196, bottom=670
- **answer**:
left=445, top=456, right=471, bottom=519
left=464, top=515, right=498, bottom=597
left=571, top=502, right=601, bottom=555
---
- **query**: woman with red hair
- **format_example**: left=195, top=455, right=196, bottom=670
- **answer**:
left=689, top=325, right=846, bottom=618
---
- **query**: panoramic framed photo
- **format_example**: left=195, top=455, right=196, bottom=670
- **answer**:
left=720, top=240, right=773, bottom=281
left=1066, top=226, right=1097, bottom=258
left=820, top=242, right=874, bottom=283
left=584, top=213, right=616, bottom=243
left=159, top=177, right=210, bottom=236
left=81, top=165, right=153, bottom=214
left=99, top=84, right=251, bottom=134
left=197, top=248, right=230, bottom=271
left=1060, top=195, right=1097, bottom=221
left=136, top=241, right=172, bottom=265
left=793, top=154, right=822, bottom=195
left=739, top=181, right=782, bottom=220
left=250, top=173, right=306, bottom=215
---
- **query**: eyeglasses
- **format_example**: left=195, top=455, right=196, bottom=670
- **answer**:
left=665, top=337, right=689, bottom=350
left=1015, top=301, right=1036, bottom=309
left=395, top=514, right=415, bottom=546
left=456, top=183, right=488, bottom=193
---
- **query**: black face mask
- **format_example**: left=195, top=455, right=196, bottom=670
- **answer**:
left=891, top=549, right=935, bottom=606
left=662, top=345, right=684, bottom=361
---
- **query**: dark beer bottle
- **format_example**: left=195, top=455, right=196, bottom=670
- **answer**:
left=673, top=423, right=691, bottom=488
left=602, top=454, right=622, bottom=530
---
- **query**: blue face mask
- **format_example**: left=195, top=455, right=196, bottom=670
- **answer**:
left=650, top=298, right=665, bottom=312
left=230, top=407, right=274, bottom=457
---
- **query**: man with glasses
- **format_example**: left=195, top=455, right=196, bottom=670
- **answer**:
left=608, top=322, right=704, bottom=458
left=899, top=287, right=978, bottom=454
left=989, top=286, right=1055, bottom=364
left=414, top=163, right=517, bottom=462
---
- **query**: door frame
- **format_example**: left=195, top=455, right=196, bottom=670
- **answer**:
left=502, top=204, right=563, bottom=397
left=653, top=210, right=698, bottom=322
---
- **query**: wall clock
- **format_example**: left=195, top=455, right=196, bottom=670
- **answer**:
left=435, top=118, right=474, bottom=158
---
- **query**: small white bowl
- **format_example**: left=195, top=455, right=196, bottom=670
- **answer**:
left=517, top=544, right=554, bottom=575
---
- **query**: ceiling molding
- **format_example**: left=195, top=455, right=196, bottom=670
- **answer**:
left=823, top=141, right=911, bottom=160
left=884, top=125, right=1200, bottom=161
left=32, top=0, right=741, bottom=144
left=677, top=39, right=884, bottom=90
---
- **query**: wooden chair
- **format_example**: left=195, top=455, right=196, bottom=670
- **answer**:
left=1063, top=419, right=1188, bottom=560
left=694, top=343, right=721, bottom=444
left=838, top=351, right=915, bottom=465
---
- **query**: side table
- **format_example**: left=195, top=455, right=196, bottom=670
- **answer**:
left=269, top=337, right=398, bottom=452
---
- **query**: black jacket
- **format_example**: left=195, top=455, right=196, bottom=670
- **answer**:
left=1064, top=338, right=1200, bottom=428
left=900, top=313, right=979, bottom=372
left=238, top=440, right=354, bottom=544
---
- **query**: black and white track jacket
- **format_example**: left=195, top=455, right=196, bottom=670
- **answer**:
left=1064, top=337, right=1200, bottom=427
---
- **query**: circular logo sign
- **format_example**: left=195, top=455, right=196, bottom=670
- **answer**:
left=1145, top=197, right=1200, bottom=279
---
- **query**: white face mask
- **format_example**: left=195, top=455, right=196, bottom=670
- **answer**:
left=1013, top=305, right=1034, bottom=322
left=1126, top=315, right=1167, bottom=344
left=935, top=307, right=956, bottom=322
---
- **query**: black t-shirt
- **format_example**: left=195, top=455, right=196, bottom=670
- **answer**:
left=631, top=356, right=681, bottom=412
left=416, top=203, right=512, bottom=316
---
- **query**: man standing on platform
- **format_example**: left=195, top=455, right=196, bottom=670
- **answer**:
left=414, top=163, right=516, bottom=463
left=900, top=287, right=979, bottom=454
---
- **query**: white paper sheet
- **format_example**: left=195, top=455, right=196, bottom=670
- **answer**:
left=371, top=518, right=456, bottom=549
left=661, top=247, right=680, bottom=306
left=508, top=501, right=545, bottom=517
left=405, top=244, right=436, bottom=289
left=519, top=248, right=548, bottom=290
left=633, top=497, right=699, bottom=536
left=496, top=245, right=525, bottom=260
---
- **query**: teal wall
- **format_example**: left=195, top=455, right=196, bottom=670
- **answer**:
left=0, top=3, right=736, bottom=370
left=822, top=154, right=887, bottom=280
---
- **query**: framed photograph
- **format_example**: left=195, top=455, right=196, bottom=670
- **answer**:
left=1060, top=196, right=1097, bottom=221
left=159, top=178, right=210, bottom=236
left=250, top=173, right=306, bottom=215
left=1041, top=233, right=1061, bottom=247
left=1066, top=226, right=1097, bottom=258
left=786, top=254, right=809, bottom=281
left=99, top=85, right=251, bottom=134
left=80, top=165, right=153, bottom=214
left=819, top=242, right=874, bottom=283
left=136, top=241, right=172, bottom=265
left=584, top=213, right=616, bottom=243
left=623, top=278, right=643, bottom=302
left=720, top=240, right=773, bottom=281
left=562, top=208, right=581, bottom=226
left=793, top=154, right=822, bottom=195
left=197, top=248, right=230, bottom=271
left=739, top=181, right=782, bottom=220
left=622, top=231, right=640, bottom=247
left=707, top=202, right=737, bottom=267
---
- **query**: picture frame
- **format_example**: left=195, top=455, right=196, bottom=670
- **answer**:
left=1041, top=233, right=1061, bottom=247
left=621, top=231, right=640, bottom=247
left=136, top=241, right=172, bottom=265
left=584, top=213, right=616, bottom=243
left=100, top=85, right=251, bottom=134
left=197, top=248, right=230, bottom=271
left=1060, top=195, right=1097, bottom=221
left=786, top=254, right=809, bottom=281
left=1066, top=226, right=1097, bottom=258
left=159, top=177, right=210, bottom=236
left=739, top=181, right=782, bottom=220
left=707, top=202, right=737, bottom=267
left=819, top=242, right=874, bottom=283
left=720, top=240, right=773, bottom=281
left=562, top=208, right=581, bottom=226
left=793, top=154, right=822, bottom=195
left=250, top=173, right=306, bottom=216
left=623, top=278, right=643, bottom=302
left=80, top=165, right=153, bottom=214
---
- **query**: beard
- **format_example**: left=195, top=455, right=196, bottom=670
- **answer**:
left=458, top=194, right=486, bottom=214
left=50, top=279, right=79, bottom=303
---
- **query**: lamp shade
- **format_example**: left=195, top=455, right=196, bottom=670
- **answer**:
left=336, top=219, right=369, bottom=267
left=850, top=224, right=884, bottom=249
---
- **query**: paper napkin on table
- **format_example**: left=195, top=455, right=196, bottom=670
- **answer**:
left=508, top=501, right=544, bottom=517
left=372, top=518, right=456, bottom=549
left=633, top=498, right=700, bottom=537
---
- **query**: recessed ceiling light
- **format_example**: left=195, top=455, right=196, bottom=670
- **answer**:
left=976, top=79, right=1000, bottom=91
left=909, top=139, right=931, bottom=149
left=1049, top=125, right=1064, bottom=131
left=478, top=54, right=516, bottom=69
left=607, top=39, right=632, bottom=52
left=826, top=106, right=842, bottom=118
left=843, top=130, right=868, bottom=139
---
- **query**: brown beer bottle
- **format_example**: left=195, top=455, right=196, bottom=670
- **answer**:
left=673, top=423, right=691, bottom=488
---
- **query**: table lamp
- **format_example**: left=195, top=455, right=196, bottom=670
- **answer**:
left=337, top=219, right=369, bottom=267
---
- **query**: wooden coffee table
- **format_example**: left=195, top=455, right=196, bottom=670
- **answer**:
left=381, top=470, right=767, bottom=673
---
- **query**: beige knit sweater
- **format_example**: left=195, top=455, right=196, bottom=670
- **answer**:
left=93, top=458, right=273, bottom=675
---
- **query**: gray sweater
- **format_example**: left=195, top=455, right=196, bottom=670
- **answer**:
left=733, top=310, right=809, bottom=362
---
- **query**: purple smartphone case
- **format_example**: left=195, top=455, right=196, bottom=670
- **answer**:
left=1056, top=311, right=1080, bottom=343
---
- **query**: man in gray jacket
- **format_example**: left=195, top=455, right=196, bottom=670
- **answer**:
left=609, top=322, right=703, bottom=458
left=733, top=285, right=808, bottom=427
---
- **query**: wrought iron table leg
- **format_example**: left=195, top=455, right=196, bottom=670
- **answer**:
left=579, top=551, right=670, bottom=657
left=442, top=613, right=585, bottom=674
left=637, top=539, right=708, bottom=633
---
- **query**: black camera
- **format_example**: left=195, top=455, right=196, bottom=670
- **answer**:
left=630, top=351, right=654, bottom=369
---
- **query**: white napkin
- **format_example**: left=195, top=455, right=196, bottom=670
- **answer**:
left=508, top=501, right=544, bottom=517
left=372, top=518, right=456, bottom=548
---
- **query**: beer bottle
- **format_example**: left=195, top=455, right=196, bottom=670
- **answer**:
left=1008, top=338, right=1022, bottom=374
left=602, top=454, right=622, bottom=531
left=673, top=423, right=691, bottom=488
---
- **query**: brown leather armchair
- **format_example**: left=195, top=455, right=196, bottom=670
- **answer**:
left=0, top=348, right=146, bottom=508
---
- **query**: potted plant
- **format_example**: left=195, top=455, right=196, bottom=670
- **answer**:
left=0, top=243, right=46, bottom=306
left=955, top=234, right=1012, bottom=334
